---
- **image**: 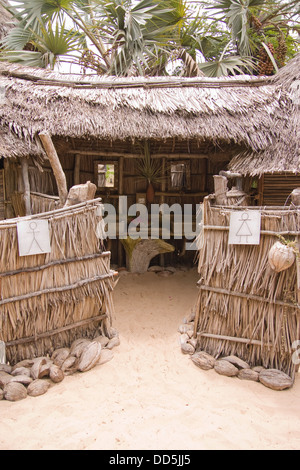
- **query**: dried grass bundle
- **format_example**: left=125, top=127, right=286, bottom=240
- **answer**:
left=194, top=198, right=300, bottom=379
left=0, top=199, right=117, bottom=364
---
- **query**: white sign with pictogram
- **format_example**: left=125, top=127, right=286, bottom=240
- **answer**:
left=17, top=219, right=51, bottom=256
left=228, top=210, right=261, bottom=245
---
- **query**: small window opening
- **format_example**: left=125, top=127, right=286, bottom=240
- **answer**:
left=169, top=161, right=190, bottom=190
left=95, top=161, right=118, bottom=189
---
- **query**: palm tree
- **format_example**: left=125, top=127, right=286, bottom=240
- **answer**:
left=0, top=0, right=188, bottom=75
left=1, top=0, right=299, bottom=76
left=199, top=0, right=300, bottom=75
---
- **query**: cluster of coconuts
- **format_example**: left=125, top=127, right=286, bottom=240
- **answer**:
left=190, top=351, right=294, bottom=391
left=179, top=317, right=294, bottom=391
left=0, top=332, right=120, bottom=402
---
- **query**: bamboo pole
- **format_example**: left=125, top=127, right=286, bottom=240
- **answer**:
left=0, top=271, right=118, bottom=306
left=0, top=252, right=111, bottom=277
left=198, top=284, right=300, bottom=310
left=39, top=131, right=68, bottom=206
left=5, top=313, right=108, bottom=347
left=197, top=332, right=274, bottom=348
left=203, top=225, right=300, bottom=236
left=213, top=175, right=228, bottom=205
left=0, top=197, right=103, bottom=228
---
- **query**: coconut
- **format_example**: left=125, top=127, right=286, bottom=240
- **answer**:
left=4, top=382, right=27, bottom=401
left=27, top=379, right=50, bottom=397
left=49, top=364, right=64, bottom=383
left=77, top=341, right=102, bottom=372
left=268, top=241, right=295, bottom=272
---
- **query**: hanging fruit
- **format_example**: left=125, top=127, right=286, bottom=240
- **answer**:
left=257, top=43, right=275, bottom=76
left=268, top=241, right=296, bottom=272
left=250, top=14, right=262, bottom=31
left=276, top=35, right=288, bottom=67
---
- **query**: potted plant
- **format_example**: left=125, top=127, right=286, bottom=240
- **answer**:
left=137, top=141, right=164, bottom=204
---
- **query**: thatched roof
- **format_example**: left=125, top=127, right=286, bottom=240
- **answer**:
left=0, top=53, right=299, bottom=174
left=229, top=54, right=300, bottom=175
left=0, top=125, right=44, bottom=159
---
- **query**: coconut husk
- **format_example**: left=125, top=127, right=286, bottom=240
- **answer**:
left=77, top=341, right=102, bottom=372
left=259, top=369, right=293, bottom=390
left=191, top=351, right=216, bottom=370
left=214, top=360, right=239, bottom=377
left=27, top=379, right=50, bottom=397
left=4, top=382, right=27, bottom=401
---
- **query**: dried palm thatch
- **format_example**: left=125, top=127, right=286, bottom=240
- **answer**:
left=11, top=191, right=59, bottom=216
left=0, top=54, right=299, bottom=173
left=0, top=127, right=45, bottom=160
left=229, top=54, right=300, bottom=175
left=195, top=197, right=300, bottom=380
left=0, top=198, right=117, bottom=364
left=0, top=58, right=295, bottom=156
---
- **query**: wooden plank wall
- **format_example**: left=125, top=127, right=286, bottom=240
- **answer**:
left=261, top=173, right=300, bottom=206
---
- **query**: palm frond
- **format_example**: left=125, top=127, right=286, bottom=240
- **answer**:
left=198, top=53, right=256, bottom=77
left=0, top=49, right=46, bottom=67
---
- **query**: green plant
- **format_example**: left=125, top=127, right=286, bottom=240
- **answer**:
left=137, top=141, right=164, bottom=184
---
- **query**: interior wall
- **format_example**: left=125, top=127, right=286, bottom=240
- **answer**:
left=2, top=137, right=239, bottom=266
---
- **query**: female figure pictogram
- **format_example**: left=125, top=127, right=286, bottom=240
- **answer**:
left=236, top=212, right=252, bottom=243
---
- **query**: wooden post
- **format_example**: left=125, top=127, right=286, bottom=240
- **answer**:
left=3, top=159, right=14, bottom=219
left=160, top=157, right=166, bottom=267
left=119, top=156, right=124, bottom=195
left=20, top=158, right=31, bottom=215
left=213, top=175, right=228, bottom=205
left=258, top=175, right=264, bottom=206
left=39, top=132, right=68, bottom=206
left=74, top=154, right=81, bottom=186
left=118, top=156, right=124, bottom=266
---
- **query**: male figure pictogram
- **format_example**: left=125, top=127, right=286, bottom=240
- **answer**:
left=26, top=221, right=44, bottom=254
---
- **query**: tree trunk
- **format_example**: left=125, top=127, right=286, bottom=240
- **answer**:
left=20, top=158, right=31, bottom=215
left=121, top=237, right=175, bottom=273
left=39, top=132, right=68, bottom=206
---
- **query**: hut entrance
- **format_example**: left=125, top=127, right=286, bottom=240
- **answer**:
left=3, top=135, right=240, bottom=272
left=57, top=137, right=234, bottom=273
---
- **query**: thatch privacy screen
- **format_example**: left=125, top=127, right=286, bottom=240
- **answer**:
left=0, top=198, right=117, bottom=364
left=195, top=198, right=300, bottom=380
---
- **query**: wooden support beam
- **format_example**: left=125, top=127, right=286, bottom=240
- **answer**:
left=20, top=158, right=31, bottom=215
left=67, top=150, right=209, bottom=160
left=213, top=175, right=228, bottom=205
left=160, top=157, right=166, bottom=267
left=39, top=131, right=68, bottom=206
left=118, top=156, right=124, bottom=266
left=74, top=154, right=81, bottom=185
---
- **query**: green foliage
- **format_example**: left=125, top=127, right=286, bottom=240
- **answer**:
left=0, top=0, right=299, bottom=76
left=137, top=141, right=164, bottom=184
left=197, top=0, right=299, bottom=75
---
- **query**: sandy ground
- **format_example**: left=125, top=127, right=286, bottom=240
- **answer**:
left=1, top=267, right=300, bottom=451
